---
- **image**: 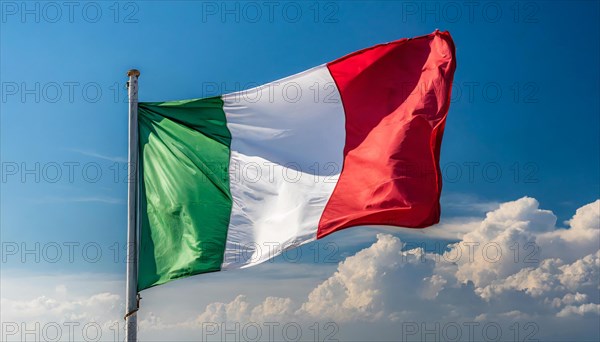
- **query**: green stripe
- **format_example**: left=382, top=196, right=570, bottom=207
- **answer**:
left=137, top=97, right=232, bottom=290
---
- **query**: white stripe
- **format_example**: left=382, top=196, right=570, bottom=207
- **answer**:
left=221, top=64, right=345, bottom=269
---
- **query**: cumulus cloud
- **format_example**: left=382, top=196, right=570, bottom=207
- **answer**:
left=557, top=303, right=600, bottom=318
left=537, top=199, right=600, bottom=263
left=0, top=275, right=123, bottom=341
left=168, top=197, right=599, bottom=340
left=2, top=197, right=599, bottom=341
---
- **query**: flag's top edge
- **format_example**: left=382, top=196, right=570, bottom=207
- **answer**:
left=327, top=30, right=454, bottom=68
left=139, top=31, right=454, bottom=104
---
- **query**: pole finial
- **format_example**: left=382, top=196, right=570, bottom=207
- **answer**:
left=127, top=69, right=141, bottom=77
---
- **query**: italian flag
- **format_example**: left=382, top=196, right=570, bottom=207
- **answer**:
left=137, top=31, right=456, bottom=290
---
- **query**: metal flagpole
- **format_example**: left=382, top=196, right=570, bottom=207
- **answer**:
left=125, top=69, right=140, bottom=342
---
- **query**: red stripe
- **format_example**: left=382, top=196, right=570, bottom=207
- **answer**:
left=317, top=31, right=457, bottom=239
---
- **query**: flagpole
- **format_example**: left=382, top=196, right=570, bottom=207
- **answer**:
left=125, top=69, right=140, bottom=342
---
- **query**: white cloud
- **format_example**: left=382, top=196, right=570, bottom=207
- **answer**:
left=2, top=197, right=599, bottom=341
left=441, top=192, right=501, bottom=214
left=175, top=197, right=600, bottom=340
left=537, top=200, right=600, bottom=263
left=67, top=148, right=127, bottom=163
left=0, top=274, right=123, bottom=341
left=557, top=303, right=600, bottom=318
left=32, top=196, right=123, bottom=205
left=300, top=233, right=404, bottom=321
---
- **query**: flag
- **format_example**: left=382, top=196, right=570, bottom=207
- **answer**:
left=137, top=30, right=456, bottom=290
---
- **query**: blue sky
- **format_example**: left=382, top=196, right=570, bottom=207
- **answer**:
left=1, top=1, right=599, bottom=341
